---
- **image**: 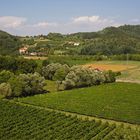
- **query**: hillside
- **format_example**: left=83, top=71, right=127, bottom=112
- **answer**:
left=1, top=25, right=140, bottom=55
left=0, top=30, right=21, bottom=55
left=46, top=25, right=140, bottom=55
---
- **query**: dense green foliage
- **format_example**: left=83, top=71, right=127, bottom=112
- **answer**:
left=41, top=64, right=116, bottom=90
left=0, top=83, right=12, bottom=97
left=111, top=54, right=140, bottom=61
left=0, top=100, right=140, bottom=140
left=59, top=66, right=115, bottom=90
left=42, top=63, right=70, bottom=80
left=80, top=26, right=140, bottom=55
left=0, top=30, right=21, bottom=55
left=19, top=83, right=140, bottom=124
left=7, top=73, right=46, bottom=97
left=0, top=70, right=14, bottom=84
left=0, top=56, right=37, bottom=74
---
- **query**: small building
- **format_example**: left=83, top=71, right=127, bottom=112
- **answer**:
left=30, top=52, right=37, bottom=56
left=74, top=42, right=80, bottom=46
left=19, top=47, right=28, bottom=54
left=68, top=42, right=80, bottom=46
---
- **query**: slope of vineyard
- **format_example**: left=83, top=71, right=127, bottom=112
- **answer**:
left=0, top=100, right=140, bottom=140
left=18, top=83, right=140, bottom=124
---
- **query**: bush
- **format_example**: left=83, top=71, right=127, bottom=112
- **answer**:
left=53, top=65, right=70, bottom=81
left=0, top=56, right=37, bottom=74
left=0, top=83, right=12, bottom=97
left=42, top=63, right=70, bottom=80
left=42, top=59, right=50, bottom=66
left=0, top=70, right=14, bottom=84
left=103, top=70, right=116, bottom=83
left=58, top=66, right=116, bottom=90
left=9, top=73, right=46, bottom=97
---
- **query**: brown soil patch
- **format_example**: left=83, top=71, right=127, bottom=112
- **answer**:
left=83, top=64, right=135, bottom=72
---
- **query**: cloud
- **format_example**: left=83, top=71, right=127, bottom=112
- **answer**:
left=66, top=15, right=121, bottom=33
left=72, top=16, right=116, bottom=25
left=0, top=15, right=122, bottom=35
left=34, top=22, right=58, bottom=28
left=0, top=16, right=27, bottom=28
left=73, top=16, right=100, bottom=23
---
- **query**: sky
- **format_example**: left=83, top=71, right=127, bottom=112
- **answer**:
left=0, top=0, right=140, bottom=36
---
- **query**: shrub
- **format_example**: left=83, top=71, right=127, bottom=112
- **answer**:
left=0, top=56, right=37, bottom=74
left=53, top=65, right=70, bottom=81
left=42, top=63, right=70, bottom=80
left=103, top=70, right=116, bottom=83
left=42, top=59, right=50, bottom=66
left=58, top=66, right=115, bottom=90
left=0, top=70, right=14, bottom=84
left=9, top=72, right=46, bottom=97
left=0, top=83, right=12, bottom=97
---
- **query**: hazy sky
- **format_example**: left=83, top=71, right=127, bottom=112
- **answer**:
left=0, top=0, right=140, bottom=35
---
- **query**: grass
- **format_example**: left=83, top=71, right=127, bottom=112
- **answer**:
left=44, top=80, right=57, bottom=92
left=0, top=100, right=140, bottom=140
left=0, top=95, right=4, bottom=99
left=17, top=82, right=140, bottom=124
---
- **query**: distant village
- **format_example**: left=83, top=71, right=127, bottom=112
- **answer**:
left=19, top=41, right=80, bottom=56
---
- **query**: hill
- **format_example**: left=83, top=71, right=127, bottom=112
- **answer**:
left=45, top=25, right=140, bottom=55
left=1, top=25, right=140, bottom=55
left=0, top=30, right=21, bottom=55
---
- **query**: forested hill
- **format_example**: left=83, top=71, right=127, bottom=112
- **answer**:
left=67, top=25, right=140, bottom=39
left=0, top=30, right=21, bottom=55
left=46, top=25, right=140, bottom=55
left=0, top=25, right=140, bottom=55
left=71, top=25, right=140, bottom=55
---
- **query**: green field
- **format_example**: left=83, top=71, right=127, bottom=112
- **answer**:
left=0, top=100, right=140, bottom=140
left=17, top=83, right=140, bottom=124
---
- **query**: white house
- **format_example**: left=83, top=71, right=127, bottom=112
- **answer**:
left=19, top=47, right=28, bottom=54
left=74, top=42, right=80, bottom=46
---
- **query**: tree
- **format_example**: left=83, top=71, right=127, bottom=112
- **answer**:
left=58, top=66, right=116, bottom=90
left=0, top=70, right=14, bottom=84
left=53, top=65, right=70, bottom=81
left=9, top=73, right=46, bottom=97
left=0, top=83, right=12, bottom=98
left=42, top=63, right=70, bottom=80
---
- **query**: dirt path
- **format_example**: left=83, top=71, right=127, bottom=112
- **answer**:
left=6, top=99, right=140, bottom=130
left=116, top=79, right=140, bottom=84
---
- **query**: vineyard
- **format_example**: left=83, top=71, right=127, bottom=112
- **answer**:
left=18, top=82, right=140, bottom=124
left=0, top=100, right=140, bottom=140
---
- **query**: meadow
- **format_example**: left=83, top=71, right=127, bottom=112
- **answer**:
left=0, top=99, right=140, bottom=140
left=17, top=82, right=140, bottom=124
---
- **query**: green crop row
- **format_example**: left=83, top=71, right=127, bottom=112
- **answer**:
left=0, top=100, right=140, bottom=140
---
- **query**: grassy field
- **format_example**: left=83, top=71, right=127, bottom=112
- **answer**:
left=17, top=83, right=140, bottom=124
left=0, top=100, right=140, bottom=140
left=24, top=56, right=48, bottom=60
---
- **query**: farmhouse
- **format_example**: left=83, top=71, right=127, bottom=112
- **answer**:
left=68, top=42, right=80, bottom=46
left=74, top=42, right=80, bottom=46
left=19, top=47, right=28, bottom=54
